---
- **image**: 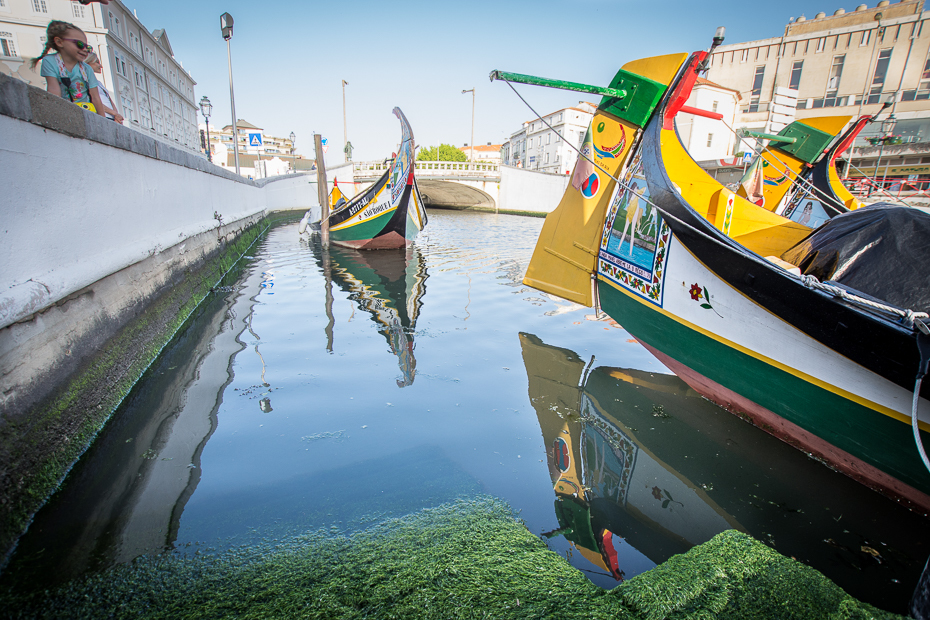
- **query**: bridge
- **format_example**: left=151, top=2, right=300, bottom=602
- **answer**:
left=325, top=159, right=570, bottom=213
left=337, top=160, right=501, bottom=209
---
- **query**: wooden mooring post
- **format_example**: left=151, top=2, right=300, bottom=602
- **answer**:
left=314, top=134, right=329, bottom=248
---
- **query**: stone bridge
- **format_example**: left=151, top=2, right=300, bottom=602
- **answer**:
left=326, top=160, right=569, bottom=214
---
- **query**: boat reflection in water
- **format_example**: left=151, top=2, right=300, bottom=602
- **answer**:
left=521, top=332, right=930, bottom=611
left=310, top=238, right=427, bottom=387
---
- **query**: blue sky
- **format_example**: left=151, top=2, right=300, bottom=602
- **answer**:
left=141, top=0, right=827, bottom=163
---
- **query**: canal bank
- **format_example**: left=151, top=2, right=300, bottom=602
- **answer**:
left=0, top=73, right=319, bottom=565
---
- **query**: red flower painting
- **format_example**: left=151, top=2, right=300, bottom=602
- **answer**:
left=689, top=283, right=703, bottom=301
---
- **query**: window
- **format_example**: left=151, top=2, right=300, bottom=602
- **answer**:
left=827, top=55, right=844, bottom=90
left=740, top=48, right=749, bottom=63
left=706, top=133, right=713, bottom=148
left=803, top=40, right=809, bottom=54
left=133, top=65, right=145, bottom=89
left=868, top=49, right=892, bottom=104
left=527, top=137, right=533, bottom=148
left=71, top=3, right=84, bottom=18
left=755, top=47, right=760, bottom=61
left=748, top=66, right=765, bottom=112
left=113, top=50, right=128, bottom=77
left=902, top=51, right=930, bottom=101
left=121, top=93, right=135, bottom=123
left=546, top=133, right=551, bottom=144
left=145, top=46, right=155, bottom=67
left=860, top=29, right=872, bottom=46
left=792, top=42, right=798, bottom=56
left=0, top=31, right=16, bottom=57
left=816, top=37, right=825, bottom=53
left=31, top=0, right=47, bottom=13
left=544, top=152, right=550, bottom=164
left=711, top=100, right=718, bottom=113
left=789, top=61, right=803, bottom=90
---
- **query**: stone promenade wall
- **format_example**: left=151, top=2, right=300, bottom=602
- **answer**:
left=0, top=73, right=319, bottom=565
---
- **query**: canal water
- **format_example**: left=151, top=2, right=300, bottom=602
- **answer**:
left=4, top=210, right=930, bottom=614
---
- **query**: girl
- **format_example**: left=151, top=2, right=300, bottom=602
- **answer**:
left=84, top=52, right=124, bottom=123
left=30, top=20, right=106, bottom=118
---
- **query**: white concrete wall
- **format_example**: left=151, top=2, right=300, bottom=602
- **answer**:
left=498, top=165, right=571, bottom=213
left=0, top=113, right=318, bottom=330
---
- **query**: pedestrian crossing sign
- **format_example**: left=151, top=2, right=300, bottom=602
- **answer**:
left=248, top=133, right=262, bottom=147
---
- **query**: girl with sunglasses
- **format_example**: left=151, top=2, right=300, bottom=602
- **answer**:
left=30, top=20, right=106, bottom=118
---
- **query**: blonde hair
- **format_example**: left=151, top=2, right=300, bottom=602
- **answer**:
left=85, top=52, right=99, bottom=64
left=30, top=20, right=81, bottom=70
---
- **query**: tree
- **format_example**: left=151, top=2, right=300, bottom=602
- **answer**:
left=416, top=143, right=467, bottom=162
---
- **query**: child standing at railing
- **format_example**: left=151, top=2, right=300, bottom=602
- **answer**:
left=30, top=20, right=106, bottom=118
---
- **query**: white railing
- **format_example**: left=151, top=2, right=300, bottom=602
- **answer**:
left=351, top=160, right=500, bottom=179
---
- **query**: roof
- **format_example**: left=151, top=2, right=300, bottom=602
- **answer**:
left=460, top=144, right=502, bottom=152
left=221, top=119, right=263, bottom=131
left=151, top=29, right=173, bottom=56
left=694, top=77, right=742, bottom=96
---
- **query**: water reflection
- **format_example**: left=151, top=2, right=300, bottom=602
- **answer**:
left=5, top=275, right=261, bottom=586
left=521, top=332, right=930, bottom=609
left=309, top=239, right=427, bottom=387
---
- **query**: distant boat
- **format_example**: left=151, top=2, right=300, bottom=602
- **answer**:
left=310, top=107, right=428, bottom=250
left=311, top=239, right=427, bottom=387
left=497, top=34, right=930, bottom=512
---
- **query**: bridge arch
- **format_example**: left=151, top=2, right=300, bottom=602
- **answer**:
left=417, top=179, right=496, bottom=209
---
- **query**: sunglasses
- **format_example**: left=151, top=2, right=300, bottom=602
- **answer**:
left=62, top=38, right=93, bottom=51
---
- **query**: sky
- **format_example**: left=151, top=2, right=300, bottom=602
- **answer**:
left=137, top=0, right=829, bottom=164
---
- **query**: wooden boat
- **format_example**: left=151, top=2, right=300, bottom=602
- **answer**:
left=310, top=238, right=427, bottom=386
left=495, top=34, right=930, bottom=512
left=315, top=107, right=428, bottom=250
left=520, top=332, right=930, bottom=605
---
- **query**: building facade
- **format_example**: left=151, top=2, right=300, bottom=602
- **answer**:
left=677, top=78, right=744, bottom=160
left=506, top=125, right=527, bottom=167
left=0, top=0, right=200, bottom=154
left=205, top=119, right=304, bottom=178
left=522, top=102, right=597, bottom=174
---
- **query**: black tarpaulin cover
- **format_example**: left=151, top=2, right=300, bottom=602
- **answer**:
left=781, top=204, right=930, bottom=314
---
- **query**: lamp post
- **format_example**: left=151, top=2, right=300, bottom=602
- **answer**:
left=289, top=131, right=296, bottom=172
left=342, top=79, right=349, bottom=162
left=220, top=12, right=240, bottom=176
left=199, top=95, right=213, bottom=162
left=462, top=88, right=475, bottom=168
left=870, top=113, right=896, bottom=196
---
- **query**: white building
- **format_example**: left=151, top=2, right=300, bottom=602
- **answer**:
left=523, top=102, right=597, bottom=174
left=0, top=0, right=200, bottom=154
left=675, top=77, right=743, bottom=160
left=506, top=124, right=527, bottom=167
left=459, top=143, right=502, bottom=163
left=205, top=119, right=307, bottom=178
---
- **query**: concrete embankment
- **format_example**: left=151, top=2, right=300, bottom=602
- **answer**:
left=0, top=73, right=319, bottom=565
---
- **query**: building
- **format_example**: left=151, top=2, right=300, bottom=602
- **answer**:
left=523, top=102, right=597, bottom=174
left=0, top=0, right=200, bottom=154
left=459, top=143, right=502, bottom=163
left=205, top=119, right=306, bottom=178
left=506, top=124, right=527, bottom=167
left=704, top=0, right=930, bottom=182
left=676, top=77, right=743, bottom=160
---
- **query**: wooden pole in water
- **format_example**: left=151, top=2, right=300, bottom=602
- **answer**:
left=315, top=134, right=329, bottom=248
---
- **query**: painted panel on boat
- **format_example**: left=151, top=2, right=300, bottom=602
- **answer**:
left=779, top=188, right=831, bottom=229
left=598, top=151, right=672, bottom=307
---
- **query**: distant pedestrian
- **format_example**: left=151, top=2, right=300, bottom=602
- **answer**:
left=30, top=20, right=106, bottom=118
left=84, top=52, right=124, bottom=123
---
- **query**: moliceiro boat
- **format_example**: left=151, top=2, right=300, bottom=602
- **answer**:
left=304, top=108, right=428, bottom=250
left=493, top=30, right=930, bottom=512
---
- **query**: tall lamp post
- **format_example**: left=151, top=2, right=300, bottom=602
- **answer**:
left=289, top=131, right=296, bottom=172
left=199, top=95, right=212, bottom=162
left=342, top=79, right=349, bottom=162
left=462, top=88, right=475, bottom=168
left=220, top=12, right=240, bottom=176
left=871, top=113, right=896, bottom=197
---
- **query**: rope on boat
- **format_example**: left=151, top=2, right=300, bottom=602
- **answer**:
left=913, top=376, right=930, bottom=475
left=501, top=77, right=930, bottom=333
left=798, top=274, right=929, bottom=327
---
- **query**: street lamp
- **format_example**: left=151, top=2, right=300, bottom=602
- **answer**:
left=199, top=95, right=212, bottom=162
left=871, top=112, right=897, bottom=196
left=342, top=79, right=349, bottom=162
left=289, top=131, right=296, bottom=172
left=220, top=12, right=240, bottom=176
left=462, top=88, right=475, bottom=167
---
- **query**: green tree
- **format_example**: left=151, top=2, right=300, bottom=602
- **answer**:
left=416, top=144, right=467, bottom=162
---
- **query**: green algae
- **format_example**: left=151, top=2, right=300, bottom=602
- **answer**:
left=0, top=496, right=905, bottom=620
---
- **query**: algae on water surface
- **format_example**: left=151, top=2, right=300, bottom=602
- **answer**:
left=0, top=496, right=904, bottom=620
